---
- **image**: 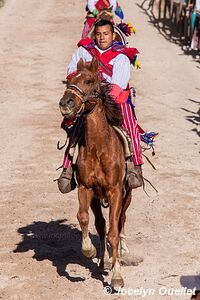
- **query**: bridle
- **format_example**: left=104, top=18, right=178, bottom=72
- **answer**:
left=66, top=82, right=100, bottom=117
left=67, top=84, right=87, bottom=101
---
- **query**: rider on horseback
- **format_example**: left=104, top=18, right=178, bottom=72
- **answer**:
left=87, top=0, right=118, bottom=16
left=58, top=19, right=143, bottom=193
left=82, top=0, right=124, bottom=38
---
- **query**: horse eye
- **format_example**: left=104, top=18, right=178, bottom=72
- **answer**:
left=85, top=79, right=92, bottom=85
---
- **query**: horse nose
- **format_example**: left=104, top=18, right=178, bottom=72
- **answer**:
left=66, top=98, right=74, bottom=106
left=59, top=97, right=74, bottom=108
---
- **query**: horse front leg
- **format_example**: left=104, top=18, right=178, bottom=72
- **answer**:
left=107, top=188, right=124, bottom=288
left=77, top=186, right=96, bottom=259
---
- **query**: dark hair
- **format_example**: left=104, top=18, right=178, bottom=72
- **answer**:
left=94, top=20, right=114, bottom=34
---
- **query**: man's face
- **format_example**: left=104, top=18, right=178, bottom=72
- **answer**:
left=95, top=25, right=115, bottom=50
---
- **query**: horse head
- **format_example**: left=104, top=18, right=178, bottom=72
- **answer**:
left=59, top=57, right=100, bottom=119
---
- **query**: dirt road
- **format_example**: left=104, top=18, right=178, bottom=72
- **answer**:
left=0, top=0, right=199, bottom=299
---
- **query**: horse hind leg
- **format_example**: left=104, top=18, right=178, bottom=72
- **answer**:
left=77, top=187, right=96, bottom=259
left=118, top=189, right=132, bottom=257
left=99, top=239, right=110, bottom=270
left=119, top=233, right=129, bottom=257
left=91, top=197, right=111, bottom=270
left=118, top=189, right=143, bottom=266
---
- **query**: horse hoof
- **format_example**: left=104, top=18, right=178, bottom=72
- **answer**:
left=111, top=277, right=124, bottom=289
left=82, top=246, right=96, bottom=259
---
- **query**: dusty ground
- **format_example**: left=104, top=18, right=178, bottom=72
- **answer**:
left=0, top=0, right=199, bottom=299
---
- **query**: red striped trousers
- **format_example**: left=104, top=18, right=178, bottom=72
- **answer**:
left=121, top=102, right=143, bottom=165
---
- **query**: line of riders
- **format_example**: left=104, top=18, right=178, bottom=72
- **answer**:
left=57, top=0, right=157, bottom=194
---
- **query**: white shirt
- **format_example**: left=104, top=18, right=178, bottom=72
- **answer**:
left=67, top=45, right=130, bottom=89
left=87, top=0, right=117, bottom=13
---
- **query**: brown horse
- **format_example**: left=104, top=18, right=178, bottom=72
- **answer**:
left=59, top=57, right=132, bottom=288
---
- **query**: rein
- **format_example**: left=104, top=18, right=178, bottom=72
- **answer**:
left=57, top=82, right=100, bottom=152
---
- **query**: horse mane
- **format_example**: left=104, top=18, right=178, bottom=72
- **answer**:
left=99, top=81, right=123, bottom=127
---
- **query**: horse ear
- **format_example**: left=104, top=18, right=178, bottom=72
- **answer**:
left=90, top=57, right=99, bottom=73
left=77, top=58, right=84, bottom=71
